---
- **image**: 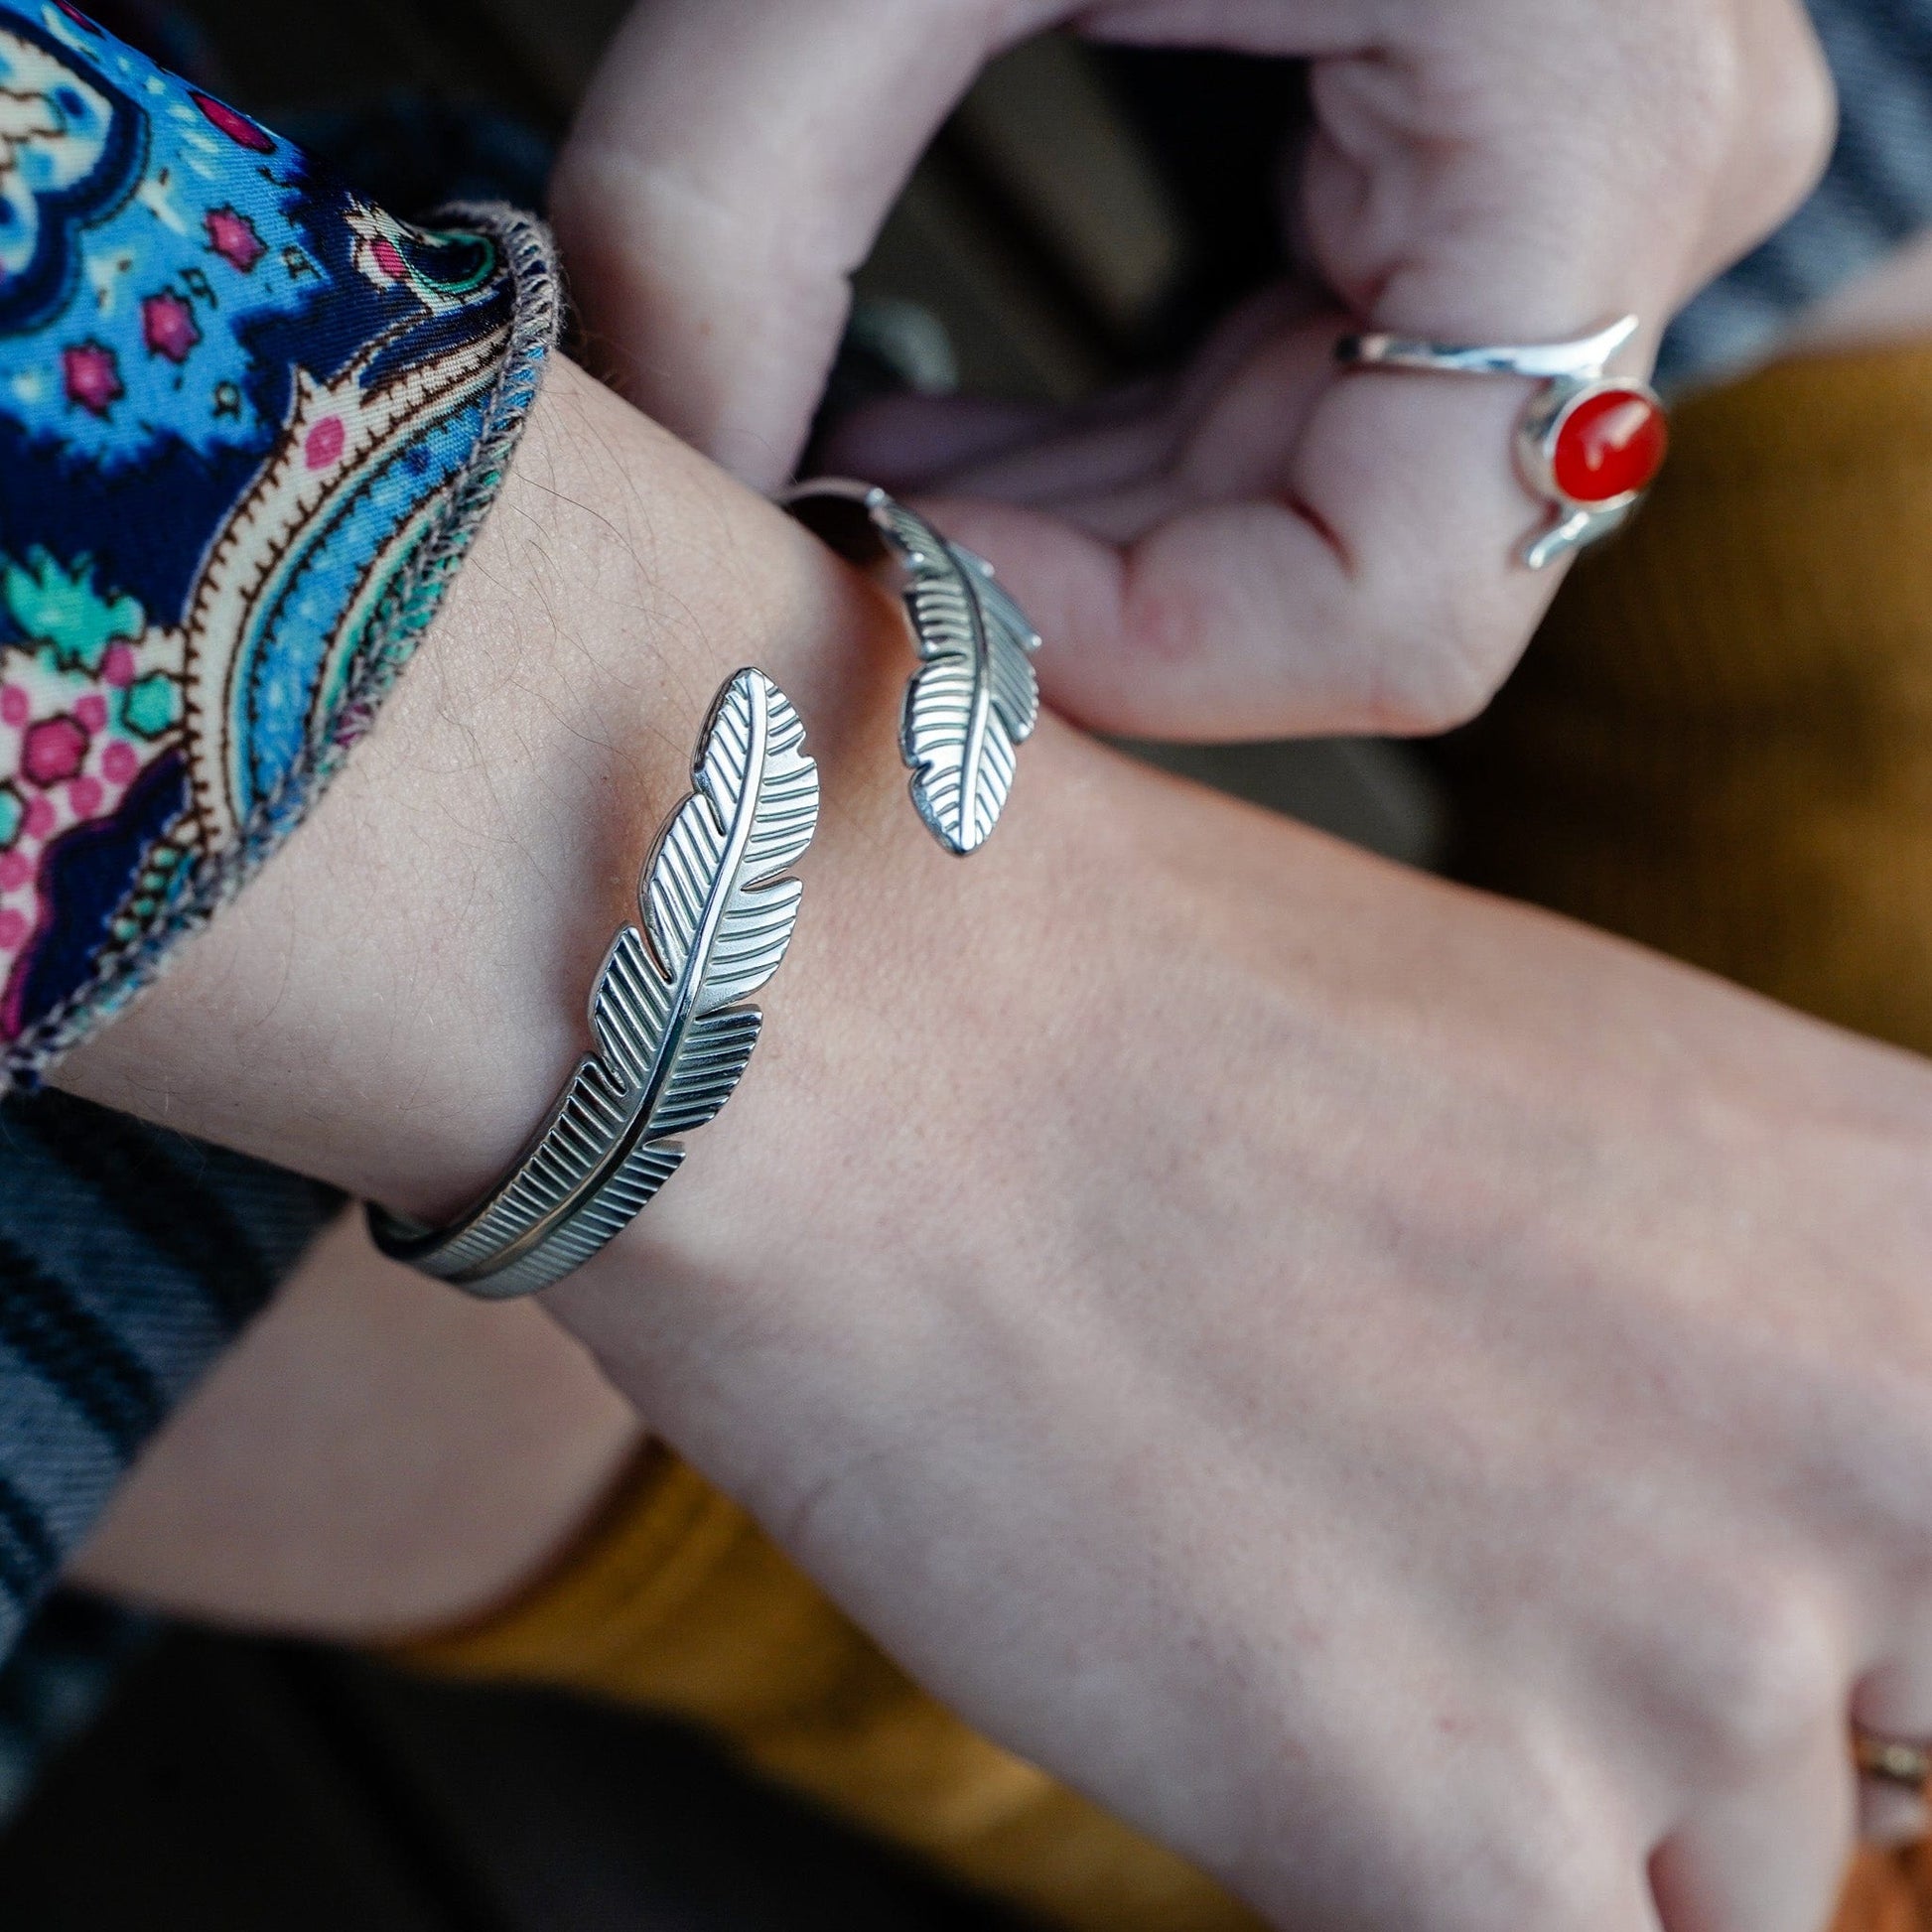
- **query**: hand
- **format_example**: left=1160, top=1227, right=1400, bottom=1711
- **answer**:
left=66, top=355, right=1932, bottom=1932
left=550, top=0, right=1833, bottom=739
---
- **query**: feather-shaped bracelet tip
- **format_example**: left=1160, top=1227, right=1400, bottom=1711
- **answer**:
left=783, top=480, right=1040, bottom=856
left=367, top=667, right=819, bottom=1299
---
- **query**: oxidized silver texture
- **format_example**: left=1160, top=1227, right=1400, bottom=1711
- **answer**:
left=1334, top=314, right=1658, bottom=568
left=367, top=667, right=820, bottom=1299
left=784, top=480, right=1039, bottom=856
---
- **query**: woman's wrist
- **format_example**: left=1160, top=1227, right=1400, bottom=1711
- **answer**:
left=56, top=354, right=909, bottom=1224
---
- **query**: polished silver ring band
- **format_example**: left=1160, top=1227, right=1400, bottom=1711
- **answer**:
left=1335, top=314, right=1666, bottom=569
left=1336, top=315, right=1641, bottom=383
left=367, top=667, right=820, bottom=1299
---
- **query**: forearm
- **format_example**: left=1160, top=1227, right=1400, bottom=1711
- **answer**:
left=56, top=352, right=908, bottom=1219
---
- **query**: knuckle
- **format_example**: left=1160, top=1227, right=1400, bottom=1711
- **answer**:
left=1673, top=1569, right=1844, bottom=1772
left=1620, top=6, right=1832, bottom=245
left=1740, top=12, right=1837, bottom=214
left=1447, top=1775, right=1613, bottom=1932
left=1358, top=597, right=1523, bottom=737
left=1672, top=4, right=1835, bottom=234
left=1707, top=105, right=1832, bottom=264
left=1644, top=20, right=1747, bottom=176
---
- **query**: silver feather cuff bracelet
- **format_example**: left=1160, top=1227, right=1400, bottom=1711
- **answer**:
left=782, top=481, right=1039, bottom=856
left=366, top=668, right=820, bottom=1299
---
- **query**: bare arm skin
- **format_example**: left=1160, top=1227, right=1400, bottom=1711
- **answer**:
left=55, top=353, right=1932, bottom=1932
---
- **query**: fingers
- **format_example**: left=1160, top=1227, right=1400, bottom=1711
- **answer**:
left=1066, top=0, right=1832, bottom=732
left=1852, top=1658, right=1932, bottom=1845
left=898, top=306, right=1549, bottom=740
left=1856, top=1779, right=1927, bottom=1850
left=556, top=0, right=1833, bottom=736
left=913, top=485, right=1450, bottom=741
left=842, top=281, right=1321, bottom=512
left=558, top=0, right=1832, bottom=734
left=825, top=392, right=1063, bottom=489
left=883, top=0, right=1827, bottom=740
left=551, top=0, right=1043, bottom=489
left=1650, top=1728, right=1857, bottom=1932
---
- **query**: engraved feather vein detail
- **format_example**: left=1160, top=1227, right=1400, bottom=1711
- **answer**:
left=368, top=668, right=818, bottom=1298
left=878, top=497, right=1040, bottom=855
left=780, top=482, right=1039, bottom=856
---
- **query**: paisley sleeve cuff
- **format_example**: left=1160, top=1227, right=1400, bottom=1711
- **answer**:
left=0, top=3, right=559, bottom=1089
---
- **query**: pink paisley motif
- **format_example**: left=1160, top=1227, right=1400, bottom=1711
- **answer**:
left=305, top=416, right=345, bottom=471
left=141, top=292, right=201, bottom=363
left=191, top=90, right=275, bottom=155
left=205, top=207, right=266, bottom=274
left=62, top=342, right=122, bottom=418
left=23, top=716, right=86, bottom=788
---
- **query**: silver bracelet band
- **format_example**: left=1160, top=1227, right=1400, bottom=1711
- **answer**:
left=367, top=667, right=820, bottom=1298
left=783, top=480, right=1039, bottom=857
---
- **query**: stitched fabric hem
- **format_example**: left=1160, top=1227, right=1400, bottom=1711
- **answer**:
left=1, top=203, right=560, bottom=1095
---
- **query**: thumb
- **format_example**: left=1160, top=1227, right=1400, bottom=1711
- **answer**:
left=551, top=0, right=1049, bottom=490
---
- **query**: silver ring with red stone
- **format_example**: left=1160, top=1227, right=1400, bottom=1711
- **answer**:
left=1333, top=315, right=1668, bottom=569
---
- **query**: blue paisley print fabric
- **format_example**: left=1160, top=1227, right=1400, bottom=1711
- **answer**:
left=0, top=0, right=554, bottom=1086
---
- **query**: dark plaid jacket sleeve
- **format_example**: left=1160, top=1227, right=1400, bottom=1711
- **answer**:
left=0, top=1090, right=340, bottom=1656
